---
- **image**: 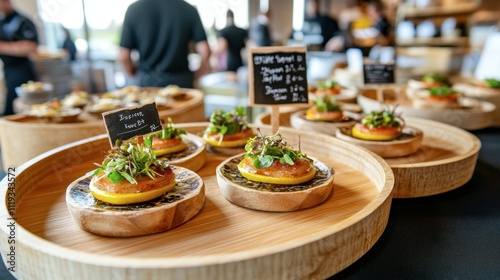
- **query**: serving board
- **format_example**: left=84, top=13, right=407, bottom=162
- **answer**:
left=0, top=88, right=205, bottom=170
left=357, top=87, right=495, bottom=130
left=0, top=124, right=393, bottom=280
left=255, top=114, right=479, bottom=198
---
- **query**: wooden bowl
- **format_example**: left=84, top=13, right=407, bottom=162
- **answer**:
left=216, top=155, right=334, bottom=212
left=157, top=133, right=207, bottom=172
left=452, top=82, right=500, bottom=126
left=66, top=167, right=205, bottom=237
left=335, top=125, right=424, bottom=158
left=385, top=117, right=480, bottom=198
left=357, top=87, right=496, bottom=130
left=290, top=110, right=359, bottom=136
left=0, top=123, right=393, bottom=279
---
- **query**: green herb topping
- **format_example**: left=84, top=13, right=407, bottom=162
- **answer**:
left=428, top=86, right=457, bottom=97
left=422, top=73, right=447, bottom=84
left=244, top=130, right=308, bottom=169
left=314, top=95, right=341, bottom=112
left=93, top=139, right=169, bottom=184
left=485, top=78, right=500, bottom=89
left=361, top=108, right=403, bottom=129
left=205, top=106, right=249, bottom=136
left=144, top=118, right=185, bottom=146
left=318, top=80, right=338, bottom=89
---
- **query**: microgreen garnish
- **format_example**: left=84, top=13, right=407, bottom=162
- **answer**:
left=428, top=86, right=457, bottom=97
left=485, top=78, right=500, bottom=89
left=205, top=106, right=249, bottom=136
left=318, top=79, right=338, bottom=89
left=93, top=138, right=169, bottom=184
left=244, top=130, right=308, bottom=169
left=145, top=118, right=185, bottom=143
left=361, top=107, right=403, bottom=129
left=422, top=73, right=447, bottom=84
left=314, top=95, right=341, bottom=112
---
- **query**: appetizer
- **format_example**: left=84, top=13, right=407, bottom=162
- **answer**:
left=238, top=132, right=316, bottom=185
left=314, top=80, right=341, bottom=95
left=145, top=118, right=187, bottom=156
left=89, top=138, right=175, bottom=205
left=483, top=78, right=500, bottom=89
left=421, top=73, right=448, bottom=87
left=160, top=84, right=182, bottom=97
left=203, top=107, right=254, bottom=148
left=20, top=80, right=46, bottom=92
left=61, top=90, right=90, bottom=108
left=305, top=95, right=343, bottom=121
left=412, top=86, right=460, bottom=109
left=85, top=97, right=123, bottom=113
left=352, top=109, right=403, bottom=141
left=29, top=98, right=63, bottom=117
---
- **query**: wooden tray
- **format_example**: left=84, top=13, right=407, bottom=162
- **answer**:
left=290, top=110, right=359, bottom=136
left=0, top=88, right=205, bottom=170
left=357, top=87, right=496, bottom=130
left=0, top=124, right=393, bottom=280
left=255, top=113, right=480, bottom=198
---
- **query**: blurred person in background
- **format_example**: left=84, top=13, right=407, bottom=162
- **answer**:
left=118, top=0, right=211, bottom=88
left=61, top=27, right=77, bottom=61
left=301, top=0, right=341, bottom=50
left=0, top=0, right=38, bottom=116
left=248, top=10, right=272, bottom=47
left=216, top=9, right=247, bottom=72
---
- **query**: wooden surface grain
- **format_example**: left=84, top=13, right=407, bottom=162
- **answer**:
left=0, top=124, right=393, bottom=280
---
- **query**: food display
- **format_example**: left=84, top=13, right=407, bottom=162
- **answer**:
left=61, top=90, right=90, bottom=108
left=66, top=134, right=205, bottom=237
left=147, top=119, right=187, bottom=156
left=410, top=86, right=461, bottom=109
left=309, top=79, right=358, bottom=103
left=25, top=98, right=82, bottom=123
left=203, top=107, right=255, bottom=155
left=85, top=96, right=123, bottom=114
left=290, top=95, right=358, bottom=135
left=337, top=109, right=423, bottom=158
left=18, top=80, right=49, bottom=92
left=407, top=73, right=449, bottom=90
left=313, top=79, right=342, bottom=95
left=216, top=131, right=334, bottom=212
left=452, top=78, right=500, bottom=97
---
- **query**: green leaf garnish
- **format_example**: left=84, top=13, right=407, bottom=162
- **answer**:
left=319, top=79, right=338, bottom=89
left=422, top=73, right=447, bottom=84
left=485, top=78, right=500, bottom=89
left=314, top=95, right=341, bottom=112
left=428, top=86, right=457, bottom=97
left=244, top=130, right=308, bottom=169
left=154, top=118, right=186, bottom=140
left=361, top=108, right=403, bottom=129
left=205, top=106, right=250, bottom=137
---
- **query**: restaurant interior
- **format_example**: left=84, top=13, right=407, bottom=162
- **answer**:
left=0, top=0, right=499, bottom=279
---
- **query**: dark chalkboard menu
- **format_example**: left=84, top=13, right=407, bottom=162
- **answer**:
left=249, top=46, right=308, bottom=105
left=103, top=103, right=162, bottom=146
left=363, top=63, right=395, bottom=84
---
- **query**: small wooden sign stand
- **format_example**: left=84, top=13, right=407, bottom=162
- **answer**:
left=363, top=61, right=396, bottom=109
left=248, top=46, right=309, bottom=133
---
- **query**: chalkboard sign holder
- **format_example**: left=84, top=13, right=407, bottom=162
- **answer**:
left=363, top=61, right=396, bottom=103
left=102, top=103, right=163, bottom=147
left=248, top=46, right=309, bottom=133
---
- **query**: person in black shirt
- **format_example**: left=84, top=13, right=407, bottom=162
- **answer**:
left=302, top=0, right=341, bottom=49
left=217, top=10, right=247, bottom=72
left=249, top=10, right=272, bottom=47
left=118, top=0, right=211, bottom=88
left=0, top=0, right=38, bottom=116
left=61, top=27, right=77, bottom=61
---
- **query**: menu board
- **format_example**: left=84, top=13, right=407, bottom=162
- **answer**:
left=363, top=63, right=395, bottom=84
left=249, top=46, right=308, bottom=105
left=103, top=103, right=162, bottom=146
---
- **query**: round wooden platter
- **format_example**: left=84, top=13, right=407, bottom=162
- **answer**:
left=216, top=155, right=334, bottom=212
left=357, top=87, right=496, bottom=130
left=290, top=110, right=359, bottom=136
left=0, top=88, right=205, bottom=170
left=66, top=167, right=205, bottom=237
left=255, top=113, right=480, bottom=198
left=0, top=123, right=393, bottom=280
left=452, top=81, right=500, bottom=126
left=336, top=125, right=424, bottom=158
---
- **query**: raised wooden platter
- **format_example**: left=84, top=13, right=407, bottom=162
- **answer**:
left=256, top=113, right=480, bottom=198
left=357, top=87, right=496, bottom=130
left=0, top=88, right=205, bottom=170
left=0, top=123, right=393, bottom=280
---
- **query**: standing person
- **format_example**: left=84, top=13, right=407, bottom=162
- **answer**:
left=216, top=10, right=247, bottom=72
left=302, top=0, right=341, bottom=49
left=118, top=0, right=211, bottom=88
left=61, top=27, right=77, bottom=61
left=0, top=0, right=38, bottom=116
left=248, top=10, right=272, bottom=47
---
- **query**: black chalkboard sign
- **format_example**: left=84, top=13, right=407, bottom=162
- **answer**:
left=103, top=103, right=162, bottom=146
left=249, top=46, right=308, bottom=105
left=363, top=63, right=395, bottom=84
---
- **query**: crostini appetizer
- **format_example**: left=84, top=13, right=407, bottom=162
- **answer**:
left=315, top=79, right=342, bottom=95
left=237, top=132, right=316, bottom=185
left=145, top=118, right=187, bottom=157
left=89, top=138, right=175, bottom=205
left=305, top=95, right=343, bottom=122
left=352, top=109, right=404, bottom=141
left=412, top=86, right=460, bottom=109
left=203, top=107, right=254, bottom=148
